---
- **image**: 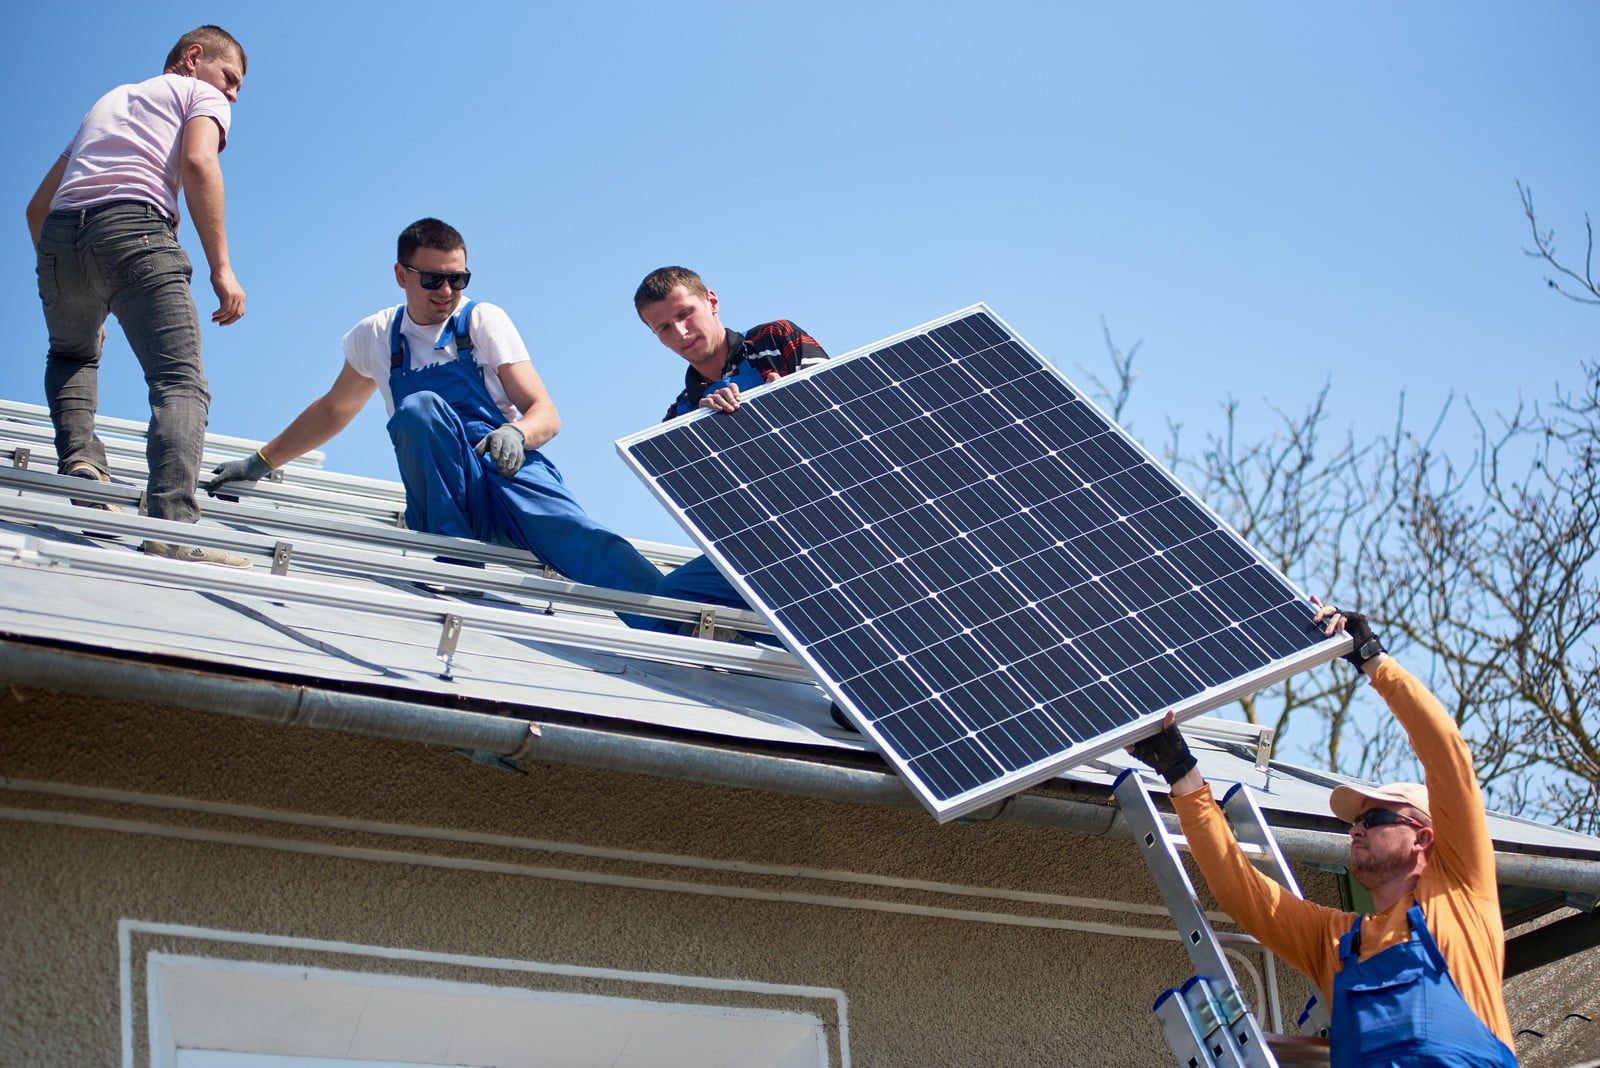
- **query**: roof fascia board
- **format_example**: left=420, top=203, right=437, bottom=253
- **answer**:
left=4, top=638, right=1598, bottom=900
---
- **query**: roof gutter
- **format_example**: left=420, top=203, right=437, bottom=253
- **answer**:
left=4, top=639, right=1599, bottom=899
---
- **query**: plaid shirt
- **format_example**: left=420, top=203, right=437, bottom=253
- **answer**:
left=664, top=321, right=828, bottom=420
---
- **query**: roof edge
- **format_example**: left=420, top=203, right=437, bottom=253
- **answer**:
left=4, top=638, right=1598, bottom=899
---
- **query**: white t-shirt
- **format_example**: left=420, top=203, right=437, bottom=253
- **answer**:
left=342, top=301, right=532, bottom=421
left=52, top=73, right=232, bottom=221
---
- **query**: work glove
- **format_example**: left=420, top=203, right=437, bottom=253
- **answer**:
left=475, top=424, right=526, bottom=478
left=1339, top=611, right=1386, bottom=671
left=1127, top=716, right=1198, bottom=785
left=206, top=450, right=273, bottom=499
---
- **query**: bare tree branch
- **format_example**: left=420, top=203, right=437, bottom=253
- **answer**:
left=1519, top=181, right=1600, bottom=305
left=1076, top=318, right=1142, bottom=426
left=1095, top=325, right=1600, bottom=832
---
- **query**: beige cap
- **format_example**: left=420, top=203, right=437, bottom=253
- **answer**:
left=1329, top=782, right=1431, bottom=824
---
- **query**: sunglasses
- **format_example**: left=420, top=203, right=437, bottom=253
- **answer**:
left=1349, top=808, right=1427, bottom=831
left=402, top=264, right=472, bottom=291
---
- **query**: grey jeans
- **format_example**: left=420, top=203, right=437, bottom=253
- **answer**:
left=36, top=201, right=210, bottom=524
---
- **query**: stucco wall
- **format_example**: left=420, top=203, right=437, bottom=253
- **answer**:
left=0, top=685, right=1329, bottom=1067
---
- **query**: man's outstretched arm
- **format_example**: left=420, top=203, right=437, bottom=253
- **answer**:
left=1371, top=659, right=1497, bottom=893
left=1132, top=714, right=1347, bottom=991
left=1313, top=606, right=1495, bottom=893
left=207, top=365, right=374, bottom=495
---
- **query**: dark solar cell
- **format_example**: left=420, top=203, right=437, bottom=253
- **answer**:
left=620, top=308, right=1334, bottom=816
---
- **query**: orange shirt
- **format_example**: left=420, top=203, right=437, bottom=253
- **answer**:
left=1171, top=657, right=1514, bottom=1048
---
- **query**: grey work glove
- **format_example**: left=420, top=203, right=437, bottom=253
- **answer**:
left=475, top=424, right=526, bottom=478
left=206, top=450, right=274, bottom=499
left=1127, top=715, right=1199, bottom=785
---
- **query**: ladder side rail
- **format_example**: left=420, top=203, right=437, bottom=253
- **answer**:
left=1154, top=987, right=1223, bottom=1068
left=1219, top=782, right=1304, bottom=896
left=1221, top=783, right=1332, bottom=1039
left=1114, top=770, right=1277, bottom=1068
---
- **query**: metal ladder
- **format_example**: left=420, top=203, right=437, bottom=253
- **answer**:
left=1113, top=770, right=1331, bottom=1067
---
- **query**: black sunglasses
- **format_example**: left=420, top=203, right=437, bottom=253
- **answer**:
left=402, top=264, right=472, bottom=291
left=1349, top=808, right=1426, bottom=831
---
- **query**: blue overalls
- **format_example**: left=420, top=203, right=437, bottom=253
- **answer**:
left=642, top=353, right=783, bottom=641
left=665, top=355, right=779, bottom=419
left=385, top=302, right=662, bottom=619
left=1330, top=904, right=1518, bottom=1067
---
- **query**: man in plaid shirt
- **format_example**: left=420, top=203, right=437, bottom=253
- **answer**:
left=633, top=266, right=827, bottom=639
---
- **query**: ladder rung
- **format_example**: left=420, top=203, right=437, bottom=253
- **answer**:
left=1166, top=833, right=1267, bottom=860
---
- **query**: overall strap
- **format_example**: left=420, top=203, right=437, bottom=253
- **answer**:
left=391, top=301, right=477, bottom=370
left=1403, top=903, right=1448, bottom=967
left=388, top=304, right=410, bottom=371
left=1337, top=912, right=1364, bottom=963
left=439, top=299, right=477, bottom=360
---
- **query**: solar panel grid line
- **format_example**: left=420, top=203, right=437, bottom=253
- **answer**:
left=745, top=482, right=1286, bottom=709
left=630, top=310, right=1305, bottom=793
left=619, top=304, right=1346, bottom=819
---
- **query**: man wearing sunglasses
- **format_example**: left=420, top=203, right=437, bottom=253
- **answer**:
left=207, top=218, right=662, bottom=610
left=1129, top=604, right=1517, bottom=1066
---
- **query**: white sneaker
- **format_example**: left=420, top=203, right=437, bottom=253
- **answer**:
left=141, top=540, right=253, bottom=569
left=63, top=461, right=125, bottom=513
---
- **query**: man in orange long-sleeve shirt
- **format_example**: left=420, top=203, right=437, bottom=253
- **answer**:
left=1130, top=604, right=1518, bottom=1066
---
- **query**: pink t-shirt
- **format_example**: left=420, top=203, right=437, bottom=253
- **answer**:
left=51, top=73, right=232, bottom=221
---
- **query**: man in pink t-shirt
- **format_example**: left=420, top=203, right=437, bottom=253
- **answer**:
left=25, top=25, right=252, bottom=568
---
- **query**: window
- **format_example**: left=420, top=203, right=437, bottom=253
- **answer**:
left=147, top=954, right=831, bottom=1068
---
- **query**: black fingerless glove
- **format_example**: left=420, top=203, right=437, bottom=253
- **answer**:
left=1129, top=723, right=1198, bottom=785
left=1340, top=611, right=1385, bottom=671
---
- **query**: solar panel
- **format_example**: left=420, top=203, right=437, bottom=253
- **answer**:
left=619, top=305, right=1344, bottom=820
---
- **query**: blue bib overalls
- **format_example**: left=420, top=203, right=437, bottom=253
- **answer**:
left=1330, top=904, right=1518, bottom=1067
left=384, top=303, right=661, bottom=616
left=644, top=354, right=785, bottom=641
left=666, top=355, right=776, bottom=419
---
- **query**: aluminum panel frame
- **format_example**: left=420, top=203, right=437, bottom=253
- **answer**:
left=618, top=305, right=1349, bottom=821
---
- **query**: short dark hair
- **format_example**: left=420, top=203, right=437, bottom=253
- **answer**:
left=165, top=26, right=247, bottom=75
left=397, top=218, right=467, bottom=263
left=634, top=266, right=708, bottom=312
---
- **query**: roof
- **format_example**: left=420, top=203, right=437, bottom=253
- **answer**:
left=1503, top=909, right=1600, bottom=1066
left=4, top=398, right=1600, bottom=880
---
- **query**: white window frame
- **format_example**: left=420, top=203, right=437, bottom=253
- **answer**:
left=123, top=921, right=846, bottom=1068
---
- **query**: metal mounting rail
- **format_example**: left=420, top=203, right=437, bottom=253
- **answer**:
left=0, top=491, right=774, bottom=635
left=1, top=432, right=406, bottom=520
left=0, top=400, right=327, bottom=468
left=0, top=532, right=811, bottom=682
left=0, top=442, right=700, bottom=571
left=0, top=465, right=702, bottom=577
left=1177, top=717, right=1277, bottom=772
left=1, top=472, right=1322, bottom=728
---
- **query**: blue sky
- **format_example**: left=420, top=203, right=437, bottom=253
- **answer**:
left=8, top=0, right=1595, bottom=558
